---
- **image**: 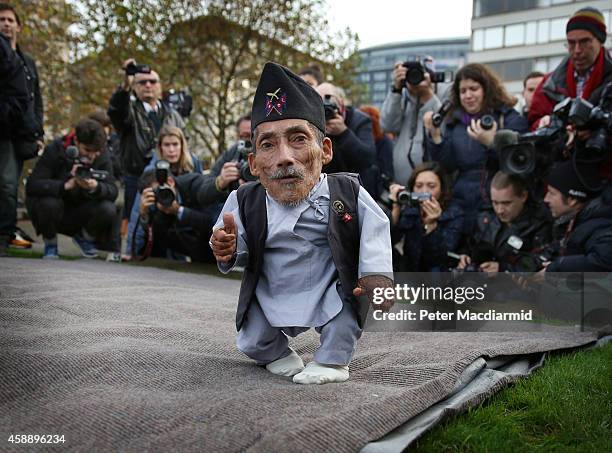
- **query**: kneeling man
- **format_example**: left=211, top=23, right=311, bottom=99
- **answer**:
left=210, top=62, right=393, bottom=384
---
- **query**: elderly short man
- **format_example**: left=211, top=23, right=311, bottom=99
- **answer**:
left=210, top=63, right=393, bottom=385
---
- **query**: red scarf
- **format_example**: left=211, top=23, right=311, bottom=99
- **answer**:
left=565, top=47, right=605, bottom=99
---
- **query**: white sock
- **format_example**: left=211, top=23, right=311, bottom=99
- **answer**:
left=292, top=361, right=349, bottom=385
left=265, top=349, right=304, bottom=377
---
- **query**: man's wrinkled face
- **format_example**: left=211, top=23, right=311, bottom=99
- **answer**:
left=249, top=119, right=332, bottom=205
left=566, top=29, right=602, bottom=73
left=523, top=76, right=543, bottom=111
left=491, top=185, right=527, bottom=224
left=0, top=9, right=20, bottom=48
left=133, top=71, right=161, bottom=103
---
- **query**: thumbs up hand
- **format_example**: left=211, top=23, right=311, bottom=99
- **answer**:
left=210, top=212, right=237, bottom=263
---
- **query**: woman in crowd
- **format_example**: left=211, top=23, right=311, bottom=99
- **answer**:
left=359, top=104, right=394, bottom=199
left=389, top=162, right=464, bottom=271
left=423, top=63, right=528, bottom=234
left=124, top=126, right=202, bottom=260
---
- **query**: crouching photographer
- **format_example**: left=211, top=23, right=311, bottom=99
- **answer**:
left=132, top=160, right=215, bottom=263
left=455, top=171, right=552, bottom=274
left=26, top=119, right=117, bottom=259
left=389, top=162, right=464, bottom=272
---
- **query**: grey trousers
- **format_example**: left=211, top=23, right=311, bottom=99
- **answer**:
left=237, top=298, right=362, bottom=366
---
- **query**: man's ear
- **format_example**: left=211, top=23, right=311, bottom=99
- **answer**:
left=321, top=137, right=333, bottom=165
left=247, top=152, right=259, bottom=177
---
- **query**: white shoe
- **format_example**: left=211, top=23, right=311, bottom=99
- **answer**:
left=293, top=361, right=349, bottom=385
left=266, top=349, right=305, bottom=377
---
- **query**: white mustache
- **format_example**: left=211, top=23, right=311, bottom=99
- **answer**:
left=269, top=167, right=305, bottom=180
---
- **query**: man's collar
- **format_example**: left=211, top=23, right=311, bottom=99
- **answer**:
left=142, top=100, right=161, bottom=113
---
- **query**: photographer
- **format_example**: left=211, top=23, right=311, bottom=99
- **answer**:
left=125, top=126, right=202, bottom=261
left=381, top=58, right=442, bottom=185
left=423, top=63, right=528, bottom=234
left=132, top=166, right=215, bottom=263
left=389, top=162, right=463, bottom=272
left=541, top=160, right=612, bottom=273
left=25, top=119, right=117, bottom=259
left=107, top=58, right=185, bottom=230
left=315, top=82, right=376, bottom=174
left=456, top=171, right=552, bottom=274
left=0, top=3, right=44, bottom=255
left=529, top=8, right=611, bottom=131
left=197, top=115, right=252, bottom=208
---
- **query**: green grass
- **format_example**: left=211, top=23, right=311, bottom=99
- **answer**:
left=413, top=342, right=612, bottom=452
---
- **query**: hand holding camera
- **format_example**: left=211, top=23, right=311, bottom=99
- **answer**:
left=467, top=116, right=498, bottom=147
left=122, top=58, right=151, bottom=90
left=423, top=111, right=443, bottom=144
left=322, top=95, right=347, bottom=136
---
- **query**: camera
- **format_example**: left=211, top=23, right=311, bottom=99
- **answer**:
left=432, top=100, right=452, bottom=127
left=397, top=191, right=432, bottom=207
left=234, top=140, right=257, bottom=182
left=163, top=89, right=193, bottom=119
left=323, top=94, right=340, bottom=121
left=402, top=61, right=447, bottom=86
left=65, top=145, right=109, bottom=181
left=153, top=160, right=175, bottom=208
left=125, top=61, right=151, bottom=76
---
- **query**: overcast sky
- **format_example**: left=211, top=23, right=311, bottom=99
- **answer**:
left=328, top=0, right=474, bottom=49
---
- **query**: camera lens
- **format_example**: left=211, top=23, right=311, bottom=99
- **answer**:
left=480, top=115, right=495, bottom=130
left=405, top=68, right=424, bottom=86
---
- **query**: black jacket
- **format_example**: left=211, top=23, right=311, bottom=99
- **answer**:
left=323, top=106, right=376, bottom=174
left=26, top=136, right=118, bottom=203
left=0, top=36, right=43, bottom=150
left=107, top=88, right=185, bottom=177
left=197, top=143, right=243, bottom=206
left=470, top=202, right=552, bottom=272
left=547, top=187, right=612, bottom=272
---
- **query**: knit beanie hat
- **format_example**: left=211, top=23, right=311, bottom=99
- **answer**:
left=547, top=160, right=602, bottom=200
left=251, top=62, right=325, bottom=134
left=566, top=7, right=607, bottom=43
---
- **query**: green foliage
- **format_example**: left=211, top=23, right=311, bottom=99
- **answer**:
left=414, top=343, right=612, bottom=452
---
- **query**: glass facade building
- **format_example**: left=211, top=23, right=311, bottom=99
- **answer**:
left=357, top=38, right=469, bottom=107
left=469, top=0, right=612, bottom=95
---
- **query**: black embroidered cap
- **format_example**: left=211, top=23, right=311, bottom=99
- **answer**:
left=547, top=160, right=603, bottom=200
left=251, top=62, right=325, bottom=133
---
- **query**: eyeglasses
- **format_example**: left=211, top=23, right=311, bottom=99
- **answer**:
left=564, top=37, right=594, bottom=50
left=136, top=79, right=159, bottom=86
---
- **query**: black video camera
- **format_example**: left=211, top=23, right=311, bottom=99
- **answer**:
left=323, top=94, right=340, bottom=121
left=396, top=190, right=432, bottom=207
left=402, top=61, right=447, bottom=86
left=432, top=100, right=452, bottom=127
left=65, top=145, right=109, bottom=181
left=233, top=140, right=257, bottom=182
left=125, top=61, right=151, bottom=76
left=153, top=160, right=175, bottom=208
left=163, top=89, right=193, bottom=119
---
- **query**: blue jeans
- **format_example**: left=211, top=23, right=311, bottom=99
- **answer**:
left=0, top=138, right=23, bottom=237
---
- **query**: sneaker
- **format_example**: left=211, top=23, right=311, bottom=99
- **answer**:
left=72, top=234, right=98, bottom=259
left=43, top=243, right=59, bottom=259
left=9, top=230, right=33, bottom=249
left=105, top=252, right=122, bottom=262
